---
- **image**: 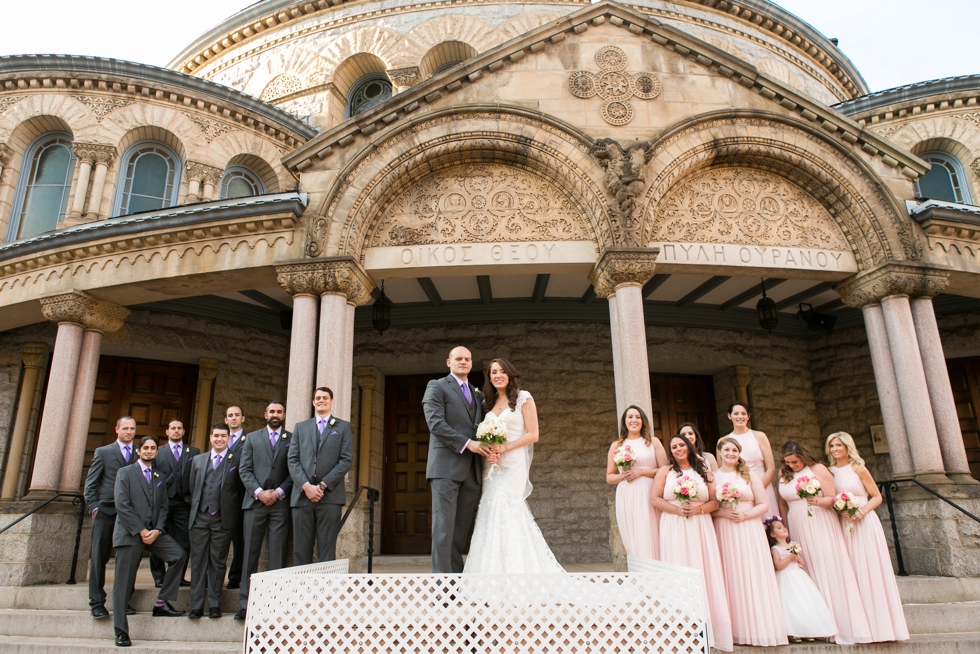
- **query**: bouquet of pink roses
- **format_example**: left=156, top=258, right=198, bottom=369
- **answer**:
left=716, top=481, right=741, bottom=508
left=613, top=443, right=635, bottom=481
left=673, top=475, right=699, bottom=519
left=794, top=475, right=821, bottom=517
left=833, top=490, right=861, bottom=532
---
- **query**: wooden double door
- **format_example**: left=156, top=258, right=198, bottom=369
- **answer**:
left=649, top=373, right=720, bottom=452
left=947, top=357, right=980, bottom=480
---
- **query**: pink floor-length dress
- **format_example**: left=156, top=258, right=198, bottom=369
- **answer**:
left=728, top=430, right=779, bottom=518
left=713, top=470, right=788, bottom=647
left=614, top=438, right=660, bottom=559
left=778, top=467, right=873, bottom=645
left=831, top=464, right=910, bottom=642
left=659, top=469, right=734, bottom=652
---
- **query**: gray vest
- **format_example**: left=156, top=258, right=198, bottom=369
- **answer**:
left=202, top=457, right=222, bottom=515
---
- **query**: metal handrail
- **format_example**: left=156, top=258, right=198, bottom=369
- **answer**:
left=338, top=486, right=380, bottom=573
left=877, top=478, right=980, bottom=577
left=0, top=493, right=86, bottom=584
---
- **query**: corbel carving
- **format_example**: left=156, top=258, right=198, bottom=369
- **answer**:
left=836, top=262, right=949, bottom=308
left=386, top=67, right=421, bottom=89
left=184, top=161, right=223, bottom=186
left=38, top=290, right=130, bottom=333
left=71, top=143, right=117, bottom=166
left=591, top=138, right=653, bottom=246
left=589, top=248, right=659, bottom=298
left=0, top=143, right=13, bottom=166
left=276, top=256, right=375, bottom=306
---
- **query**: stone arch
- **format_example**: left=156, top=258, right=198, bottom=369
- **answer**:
left=498, top=11, right=566, bottom=39
left=116, top=125, right=187, bottom=164
left=894, top=120, right=980, bottom=203
left=333, top=53, right=389, bottom=99
left=406, top=15, right=504, bottom=57
left=318, top=25, right=413, bottom=77
left=418, top=42, right=479, bottom=79
left=307, top=106, right=613, bottom=262
left=225, top=153, right=281, bottom=194
left=640, top=112, right=915, bottom=269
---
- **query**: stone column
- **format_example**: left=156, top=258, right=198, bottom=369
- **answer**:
left=80, top=145, right=116, bottom=221
left=1, top=344, right=48, bottom=499
left=730, top=366, right=750, bottom=405
left=590, top=248, right=659, bottom=423
left=911, top=296, right=975, bottom=484
left=67, top=147, right=93, bottom=221
left=56, top=298, right=128, bottom=493
left=191, top=359, right=218, bottom=452
left=356, top=367, right=378, bottom=488
left=184, top=162, right=222, bottom=203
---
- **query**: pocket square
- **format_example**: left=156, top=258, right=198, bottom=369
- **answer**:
left=156, top=482, right=162, bottom=488
left=330, top=431, right=338, bottom=436
left=229, top=467, right=237, bottom=473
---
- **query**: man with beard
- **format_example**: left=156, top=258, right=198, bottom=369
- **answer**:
left=223, top=405, right=247, bottom=589
left=234, top=401, right=292, bottom=621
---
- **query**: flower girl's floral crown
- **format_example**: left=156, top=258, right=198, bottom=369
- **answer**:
left=762, top=516, right=783, bottom=532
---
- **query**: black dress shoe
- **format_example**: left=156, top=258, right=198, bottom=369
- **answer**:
left=209, top=607, right=222, bottom=619
left=91, top=606, right=109, bottom=619
left=152, top=602, right=185, bottom=617
left=125, top=605, right=136, bottom=616
left=180, top=579, right=191, bottom=587
left=115, top=633, right=131, bottom=647
left=234, top=608, right=247, bottom=621
left=153, top=579, right=163, bottom=589
left=226, top=581, right=240, bottom=589
left=188, top=609, right=203, bottom=619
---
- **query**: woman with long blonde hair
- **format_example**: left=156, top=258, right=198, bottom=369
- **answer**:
left=826, top=432, right=909, bottom=642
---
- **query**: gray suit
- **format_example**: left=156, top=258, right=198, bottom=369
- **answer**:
left=422, top=374, right=484, bottom=573
left=149, top=441, right=198, bottom=584
left=288, top=415, right=353, bottom=565
left=112, top=463, right=187, bottom=637
left=238, top=426, right=292, bottom=609
left=83, top=441, right=136, bottom=609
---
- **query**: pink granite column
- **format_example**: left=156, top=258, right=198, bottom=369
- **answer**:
left=910, top=296, right=975, bottom=483
left=57, top=329, right=103, bottom=492
left=317, top=293, right=354, bottom=420
left=880, top=295, right=948, bottom=483
left=26, top=322, right=84, bottom=497
left=607, top=291, right=626, bottom=420
left=608, top=285, right=654, bottom=424
left=861, top=304, right=914, bottom=478
left=284, top=294, right=318, bottom=432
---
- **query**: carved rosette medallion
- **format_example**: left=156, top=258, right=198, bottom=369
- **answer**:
left=276, top=257, right=375, bottom=306
left=39, top=291, right=130, bottom=333
left=836, top=262, right=950, bottom=308
left=589, top=248, right=659, bottom=298
left=22, top=343, right=48, bottom=369
left=71, top=143, right=117, bottom=166
left=568, top=47, right=661, bottom=126
left=185, top=161, right=223, bottom=185
left=368, top=164, right=589, bottom=247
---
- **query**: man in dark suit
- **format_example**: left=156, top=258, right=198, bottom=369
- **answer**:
left=288, top=387, right=353, bottom=565
left=422, top=346, right=489, bottom=573
left=149, top=419, right=198, bottom=588
left=187, top=424, right=245, bottom=618
left=111, top=436, right=187, bottom=647
left=235, top=401, right=292, bottom=620
left=84, top=415, right=138, bottom=619
left=223, top=405, right=247, bottom=589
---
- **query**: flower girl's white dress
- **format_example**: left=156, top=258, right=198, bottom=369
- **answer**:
left=771, top=545, right=837, bottom=639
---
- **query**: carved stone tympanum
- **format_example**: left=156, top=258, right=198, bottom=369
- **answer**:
left=589, top=248, right=659, bottom=298
left=836, top=262, right=950, bottom=308
left=276, top=257, right=375, bottom=306
left=39, top=291, right=130, bottom=333
left=261, top=74, right=304, bottom=102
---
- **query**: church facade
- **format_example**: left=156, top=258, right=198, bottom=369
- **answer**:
left=0, top=0, right=979, bottom=584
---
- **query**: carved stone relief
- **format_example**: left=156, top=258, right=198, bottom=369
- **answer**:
left=38, top=290, right=130, bottom=333
left=261, top=74, right=304, bottom=102
left=367, top=163, right=589, bottom=247
left=185, top=114, right=234, bottom=143
left=73, top=96, right=132, bottom=122
left=71, top=143, right=117, bottom=166
left=650, top=167, right=849, bottom=251
left=0, top=96, right=25, bottom=114
left=568, top=46, right=660, bottom=126
left=836, top=262, right=949, bottom=308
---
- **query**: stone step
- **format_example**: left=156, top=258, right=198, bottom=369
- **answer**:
left=0, top=609, right=244, bottom=643
left=0, top=584, right=241, bottom=613
left=903, top=601, right=980, bottom=635
left=0, top=635, right=240, bottom=653
left=897, top=576, right=980, bottom=604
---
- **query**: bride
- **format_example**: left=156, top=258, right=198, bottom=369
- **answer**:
left=463, top=358, right=564, bottom=573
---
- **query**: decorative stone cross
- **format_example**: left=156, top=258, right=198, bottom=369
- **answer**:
left=568, top=46, right=661, bottom=126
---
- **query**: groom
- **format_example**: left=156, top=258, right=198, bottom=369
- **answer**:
left=422, top=346, right=492, bottom=573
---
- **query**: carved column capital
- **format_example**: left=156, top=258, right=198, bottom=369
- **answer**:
left=22, top=343, right=48, bottom=369
left=836, top=262, right=950, bottom=308
left=71, top=143, right=117, bottom=166
left=589, top=248, right=659, bottom=298
left=0, top=143, right=13, bottom=166
left=39, top=290, right=130, bottom=333
left=386, top=67, right=421, bottom=90
left=185, top=161, right=223, bottom=185
left=357, top=366, right=378, bottom=390
left=730, top=365, right=751, bottom=390
left=198, top=357, right=219, bottom=382
left=275, top=256, right=375, bottom=306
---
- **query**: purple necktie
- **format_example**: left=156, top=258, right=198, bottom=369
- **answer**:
left=123, top=445, right=131, bottom=462
left=173, top=444, right=181, bottom=460
left=144, top=467, right=151, bottom=485
left=462, top=382, right=472, bottom=404
left=270, top=432, right=278, bottom=448
left=213, top=454, right=222, bottom=470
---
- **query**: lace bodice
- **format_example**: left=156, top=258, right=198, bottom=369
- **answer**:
left=486, top=390, right=531, bottom=442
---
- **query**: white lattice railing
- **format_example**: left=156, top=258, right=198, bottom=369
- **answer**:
left=244, top=558, right=708, bottom=653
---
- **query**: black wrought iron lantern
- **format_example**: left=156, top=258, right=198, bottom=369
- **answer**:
left=372, top=280, right=392, bottom=335
left=756, top=278, right=778, bottom=332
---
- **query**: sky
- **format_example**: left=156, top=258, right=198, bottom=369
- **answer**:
left=0, top=0, right=976, bottom=93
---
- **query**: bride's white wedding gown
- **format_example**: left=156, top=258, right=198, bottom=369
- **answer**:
left=463, top=390, right=564, bottom=573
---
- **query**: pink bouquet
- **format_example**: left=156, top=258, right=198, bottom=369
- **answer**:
left=794, top=475, right=821, bottom=517
left=833, top=490, right=861, bottom=532
left=716, top=481, right=741, bottom=507
left=787, top=541, right=801, bottom=556
left=613, top=443, right=635, bottom=481
left=673, top=475, right=699, bottom=519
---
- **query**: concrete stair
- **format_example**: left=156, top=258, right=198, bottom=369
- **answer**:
left=0, top=574, right=976, bottom=652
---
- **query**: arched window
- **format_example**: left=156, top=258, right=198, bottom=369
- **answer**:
left=430, top=61, right=462, bottom=77
left=219, top=166, right=265, bottom=199
left=114, top=143, right=180, bottom=216
left=916, top=152, right=972, bottom=204
left=345, top=74, right=392, bottom=119
left=7, top=133, right=75, bottom=241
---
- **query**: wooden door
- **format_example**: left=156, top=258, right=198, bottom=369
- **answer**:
left=947, top=357, right=980, bottom=480
left=81, top=357, right=198, bottom=483
left=382, top=371, right=484, bottom=555
left=649, top=373, right=719, bottom=452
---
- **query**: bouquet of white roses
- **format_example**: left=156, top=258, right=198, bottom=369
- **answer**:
left=476, top=415, right=508, bottom=478
left=787, top=541, right=802, bottom=556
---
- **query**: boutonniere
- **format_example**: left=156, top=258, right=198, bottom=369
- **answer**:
left=474, top=388, right=481, bottom=395
left=280, top=433, right=286, bottom=440
left=329, top=418, right=337, bottom=427
left=227, top=453, right=233, bottom=460
left=152, top=472, right=160, bottom=479
left=184, top=447, right=189, bottom=455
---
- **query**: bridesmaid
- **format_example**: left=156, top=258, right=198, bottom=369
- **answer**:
left=606, top=406, right=667, bottom=559
left=713, top=437, right=787, bottom=647
left=777, top=441, right=872, bottom=645
left=826, top=432, right=909, bottom=642
left=725, top=402, right=779, bottom=517
left=678, top=422, right=718, bottom=471
left=652, top=434, right=733, bottom=652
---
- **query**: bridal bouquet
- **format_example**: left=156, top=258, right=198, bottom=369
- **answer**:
left=787, top=541, right=802, bottom=556
left=613, top=443, right=635, bottom=481
left=833, top=490, right=861, bottom=532
left=794, top=475, right=821, bottom=517
left=716, top=481, right=741, bottom=507
left=476, top=416, right=508, bottom=479
left=673, top=475, right=699, bottom=519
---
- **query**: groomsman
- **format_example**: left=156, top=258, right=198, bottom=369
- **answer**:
left=187, top=424, right=245, bottom=618
left=111, top=436, right=187, bottom=647
left=235, top=401, right=292, bottom=621
left=149, top=419, right=198, bottom=588
left=223, top=405, right=247, bottom=589
left=288, top=387, right=353, bottom=565
left=83, top=416, right=137, bottom=619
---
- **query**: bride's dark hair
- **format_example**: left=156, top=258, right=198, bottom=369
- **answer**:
left=482, top=358, right=521, bottom=411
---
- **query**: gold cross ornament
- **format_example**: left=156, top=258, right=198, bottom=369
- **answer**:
left=567, top=46, right=661, bottom=125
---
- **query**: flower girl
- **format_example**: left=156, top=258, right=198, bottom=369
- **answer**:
left=765, top=517, right=837, bottom=642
